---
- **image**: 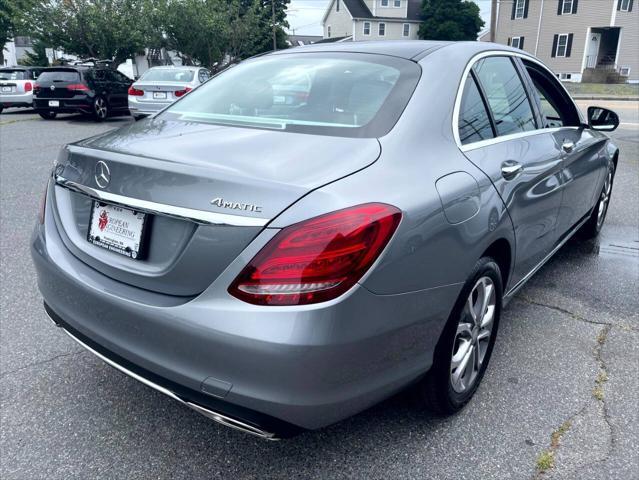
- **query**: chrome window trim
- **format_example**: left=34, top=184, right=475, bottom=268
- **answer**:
left=452, top=50, right=584, bottom=151
left=54, top=175, right=269, bottom=227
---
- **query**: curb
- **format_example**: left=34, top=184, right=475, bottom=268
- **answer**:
left=571, top=95, right=639, bottom=101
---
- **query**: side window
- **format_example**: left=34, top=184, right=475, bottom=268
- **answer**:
left=473, top=56, right=536, bottom=137
left=523, top=60, right=581, bottom=128
left=198, top=69, right=210, bottom=83
left=458, top=73, right=494, bottom=145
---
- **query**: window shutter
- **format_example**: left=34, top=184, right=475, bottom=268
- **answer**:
left=524, top=0, right=530, bottom=18
left=629, top=0, right=634, bottom=12
left=572, top=0, right=579, bottom=14
left=507, top=37, right=512, bottom=46
left=512, top=0, right=516, bottom=19
left=551, top=34, right=558, bottom=57
left=566, top=33, right=573, bottom=57
left=520, top=37, right=525, bottom=49
left=557, top=0, right=563, bottom=15
left=617, top=0, right=622, bottom=11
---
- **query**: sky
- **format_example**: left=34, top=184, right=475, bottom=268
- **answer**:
left=287, top=0, right=492, bottom=36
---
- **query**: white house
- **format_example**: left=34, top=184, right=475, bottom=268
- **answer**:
left=322, top=0, right=423, bottom=41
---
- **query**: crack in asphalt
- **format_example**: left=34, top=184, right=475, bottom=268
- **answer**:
left=0, top=350, right=85, bottom=378
left=532, top=324, right=616, bottom=479
left=518, top=296, right=639, bottom=332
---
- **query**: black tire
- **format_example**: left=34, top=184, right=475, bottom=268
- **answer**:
left=92, top=96, right=108, bottom=122
left=579, top=162, right=615, bottom=239
left=0, top=106, right=4, bottom=114
left=38, top=111, right=57, bottom=120
left=418, top=257, right=503, bottom=415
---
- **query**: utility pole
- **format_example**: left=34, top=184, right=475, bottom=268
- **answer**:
left=490, top=0, right=497, bottom=42
left=272, top=0, right=277, bottom=51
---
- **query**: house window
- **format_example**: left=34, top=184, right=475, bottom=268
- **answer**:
left=378, top=23, right=386, bottom=36
left=561, top=0, right=573, bottom=14
left=619, top=0, right=631, bottom=11
left=510, top=36, right=524, bottom=49
left=514, top=0, right=525, bottom=18
left=363, top=22, right=371, bottom=35
left=327, top=25, right=331, bottom=38
left=555, top=33, right=569, bottom=57
left=402, top=23, right=410, bottom=37
left=394, top=0, right=401, bottom=7
left=381, top=0, right=389, bottom=6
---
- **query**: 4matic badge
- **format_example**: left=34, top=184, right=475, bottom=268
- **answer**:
left=210, top=197, right=263, bottom=213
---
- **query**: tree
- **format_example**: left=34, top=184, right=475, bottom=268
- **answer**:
left=19, top=0, right=151, bottom=67
left=18, top=38, right=49, bottom=66
left=0, top=0, right=35, bottom=65
left=418, top=0, right=484, bottom=41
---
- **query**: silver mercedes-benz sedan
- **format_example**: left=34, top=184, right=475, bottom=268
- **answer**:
left=32, top=41, right=619, bottom=439
left=127, top=66, right=210, bottom=119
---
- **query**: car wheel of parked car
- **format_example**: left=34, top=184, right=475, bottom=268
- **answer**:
left=419, top=257, right=502, bottom=415
left=92, top=96, right=108, bottom=122
left=579, top=162, right=615, bottom=239
left=38, top=111, right=57, bottom=120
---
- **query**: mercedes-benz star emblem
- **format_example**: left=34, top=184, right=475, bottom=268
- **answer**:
left=94, top=161, right=111, bottom=188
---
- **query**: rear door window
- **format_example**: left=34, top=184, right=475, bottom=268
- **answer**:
left=458, top=73, right=495, bottom=144
left=473, top=56, right=537, bottom=136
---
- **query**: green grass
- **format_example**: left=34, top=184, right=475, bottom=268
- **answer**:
left=563, top=82, right=639, bottom=96
left=536, top=450, right=555, bottom=472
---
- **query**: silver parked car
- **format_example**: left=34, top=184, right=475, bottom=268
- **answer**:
left=32, top=41, right=619, bottom=439
left=0, top=66, right=44, bottom=113
left=127, top=66, right=210, bottom=119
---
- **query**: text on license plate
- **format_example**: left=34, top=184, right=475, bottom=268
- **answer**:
left=87, top=202, right=147, bottom=259
left=1, top=86, right=11, bottom=92
left=48, top=100, right=60, bottom=107
left=153, top=92, right=167, bottom=99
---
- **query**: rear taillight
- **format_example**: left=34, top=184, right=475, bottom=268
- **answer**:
left=128, top=86, right=144, bottom=96
left=229, top=203, right=402, bottom=306
left=174, top=87, right=192, bottom=97
left=24, top=81, right=33, bottom=92
left=34, top=83, right=40, bottom=94
left=66, top=83, right=90, bottom=92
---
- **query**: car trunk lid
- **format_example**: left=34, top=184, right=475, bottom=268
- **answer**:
left=51, top=118, right=381, bottom=296
left=35, top=69, right=83, bottom=99
left=131, top=81, right=192, bottom=103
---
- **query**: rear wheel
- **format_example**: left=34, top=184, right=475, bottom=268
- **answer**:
left=92, top=96, right=108, bottom=121
left=419, top=257, right=502, bottom=414
left=38, top=111, right=57, bottom=120
left=579, top=162, right=615, bottom=239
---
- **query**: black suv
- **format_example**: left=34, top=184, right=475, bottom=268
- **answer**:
left=33, top=66, right=132, bottom=121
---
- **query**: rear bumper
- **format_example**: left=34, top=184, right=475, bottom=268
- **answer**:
left=0, top=91, right=33, bottom=107
left=128, top=96, right=172, bottom=115
left=31, top=184, right=460, bottom=434
left=33, top=97, right=92, bottom=114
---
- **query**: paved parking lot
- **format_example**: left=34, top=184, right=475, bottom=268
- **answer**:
left=1, top=103, right=637, bottom=479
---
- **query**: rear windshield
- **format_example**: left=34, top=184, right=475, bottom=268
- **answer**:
left=140, top=69, right=195, bottom=82
left=0, top=70, right=26, bottom=80
left=38, top=70, right=81, bottom=83
left=161, top=53, right=421, bottom=138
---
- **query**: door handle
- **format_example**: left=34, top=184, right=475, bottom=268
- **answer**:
left=562, top=140, right=575, bottom=153
left=501, top=161, right=523, bottom=180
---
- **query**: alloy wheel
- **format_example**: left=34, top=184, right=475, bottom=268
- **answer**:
left=597, top=169, right=613, bottom=229
left=450, top=276, right=496, bottom=393
left=95, top=98, right=107, bottom=119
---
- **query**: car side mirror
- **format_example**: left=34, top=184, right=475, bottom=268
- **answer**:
left=587, top=106, right=619, bottom=132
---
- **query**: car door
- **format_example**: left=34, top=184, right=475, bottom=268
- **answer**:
left=457, top=55, right=564, bottom=287
left=91, top=69, right=110, bottom=103
left=519, top=58, right=608, bottom=236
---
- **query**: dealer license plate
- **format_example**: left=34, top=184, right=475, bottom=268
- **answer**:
left=88, top=202, right=147, bottom=259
